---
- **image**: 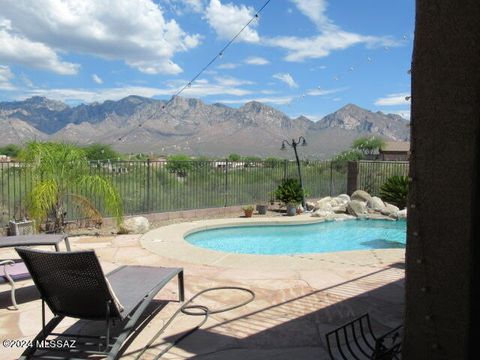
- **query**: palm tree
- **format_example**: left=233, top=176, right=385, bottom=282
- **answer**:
left=22, top=142, right=123, bottom=232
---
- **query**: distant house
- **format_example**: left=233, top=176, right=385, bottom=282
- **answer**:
left=379, top=141, right=410, bottom=161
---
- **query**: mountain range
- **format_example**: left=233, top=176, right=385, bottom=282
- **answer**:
left=0, top=96, right=410, bottom=158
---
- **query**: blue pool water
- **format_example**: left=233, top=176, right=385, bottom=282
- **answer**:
left=185, top=220, right=406, bottom=255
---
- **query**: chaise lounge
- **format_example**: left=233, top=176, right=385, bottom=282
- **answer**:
left=15, top=247, right=184, bottom=360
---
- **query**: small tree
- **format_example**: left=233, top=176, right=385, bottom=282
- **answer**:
left=274, top=178, right=304, bottom=206
left=83, top=143, right=121, bottom=161
left=227, top=153, right=241, bottom=162
left=352, top=136, right=385, bottom=156
left=21, top=142, right=123, bottom=232
left=166, top=154, right=193, bottom=177
left=331, top=149, right=363, bottom=171
left=0, top=144, right=22, bottom=158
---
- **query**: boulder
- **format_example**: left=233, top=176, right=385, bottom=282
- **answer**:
left=332, top=204, right=347, bottom=213
left=121, top=216, right=150, bottom=234
left=312, top=210, right=334, bottom=218
left=315, top=197, right=334, bottom=211
left=306, top=201, right=316, bottom=211
left=396, top=209, right=407, bottom=219
left=347, top=200, right=368, bottom=217
left=367, top=196, right=386, bottom=211
left=351, top=190, right=372, bottom=202
left=336, top=194, right=351, bottom=203
left=381, top=203, right=400, bottom=216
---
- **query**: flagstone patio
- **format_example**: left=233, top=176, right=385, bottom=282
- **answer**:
left=0, top=216, right=405, bottom=359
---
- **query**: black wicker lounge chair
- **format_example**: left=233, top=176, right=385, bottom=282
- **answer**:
left=15, top=247, right=184, bottom=360
left=325, top=313, right=403, bottom=359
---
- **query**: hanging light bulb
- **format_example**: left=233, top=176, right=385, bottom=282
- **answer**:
left=301, top=138, right=307, bottom=146
left=281, top=142, right=286, bottom=151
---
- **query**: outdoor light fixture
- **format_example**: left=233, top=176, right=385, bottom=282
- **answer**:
left=281, top=136, right=307, bottom=209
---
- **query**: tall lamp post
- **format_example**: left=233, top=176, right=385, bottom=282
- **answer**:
left=281, top=136, right=307, bottom=210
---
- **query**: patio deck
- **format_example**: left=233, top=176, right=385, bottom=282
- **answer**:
left=0, top=216, right=405, bottom=359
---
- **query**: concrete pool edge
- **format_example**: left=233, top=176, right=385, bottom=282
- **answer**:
left=140, top=214, right=406, bottom=270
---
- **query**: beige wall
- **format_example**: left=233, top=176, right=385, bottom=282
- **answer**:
left=404, top=0, right=480, bottom=358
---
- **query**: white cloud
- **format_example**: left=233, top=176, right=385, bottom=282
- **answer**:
left=245, top=56, right=269, bottom=65
left=1, top=0, right=201, bottom=75
left=214, top=76, right=254, bottom=86
left=0, top=24, right=79, bottom=74
left=263, top=0, right=400, bottom=62
left=204, top=0, right=260, bottom=43
left=291, top=0, right=335, bottom=31
left=217, top=62, right=240, bottom=69
left=0, top=65, right=16, bottom=90
left=20, top=77, right=253, bottom=103
left=266, top=32, right=396, bottom=62
left=306, top=87, right=346, bottom=96
left=375, top=92, right=411, bottom=106
left=182, top=0, right=204, bottom=12
left=273, top=73, right=298, bottom=88
left=92, top=74, right=103, bottom=84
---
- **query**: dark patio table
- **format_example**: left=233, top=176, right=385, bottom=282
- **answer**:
left=0, top=234, right=71, bottom=252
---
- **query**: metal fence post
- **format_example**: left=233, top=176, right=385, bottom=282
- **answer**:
left=347, top=161, right=359, bottom=195
left=283, top=159, right=288, bottom=181
left=146, top=159, right=151, bottom=213
left=224, top=160, right=228, bottom=207
left=330, top=161, right=333, bottom=196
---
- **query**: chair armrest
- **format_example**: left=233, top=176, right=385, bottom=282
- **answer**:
left=1, top=260, right=15, bottom=274
left=1, top=260, right=15, bottom=281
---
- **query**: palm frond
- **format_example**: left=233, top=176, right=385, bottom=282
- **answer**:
left=64, top=193, right=103, bottom=225
left=76, top=175, right=124, bottom=226
left=27, top=179, right=58, bottom=226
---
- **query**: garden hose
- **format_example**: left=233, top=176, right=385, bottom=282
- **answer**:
left=135, top=286, right=255, bottom=360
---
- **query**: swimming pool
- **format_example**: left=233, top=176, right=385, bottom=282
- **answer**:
left=185, top=219, right=406, bottom=255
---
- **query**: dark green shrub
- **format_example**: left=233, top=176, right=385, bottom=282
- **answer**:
left=166, top=154, right=193, bottom=177
left=274, top=178, right=304, bottom=206
left=380, top=175, right=409, bottom=208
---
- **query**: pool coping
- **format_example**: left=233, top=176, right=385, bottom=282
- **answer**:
left=140, top=214, right=406, bottom=271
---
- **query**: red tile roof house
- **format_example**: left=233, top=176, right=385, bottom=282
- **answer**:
left=379, top=141, right=410, bottom=161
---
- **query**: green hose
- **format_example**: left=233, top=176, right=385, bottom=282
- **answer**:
left=135, top=286, right=255, bottom=360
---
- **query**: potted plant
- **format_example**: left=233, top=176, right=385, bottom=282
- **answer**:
left=273, top=178, right=304, bottom=216
left=256, top=203, right=268, bottom=215
left=242, top=205, right=255, bottom=218
left=286, top=203, right=297, bottom=216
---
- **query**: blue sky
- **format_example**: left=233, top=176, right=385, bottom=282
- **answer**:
left=0, top=0, right=414, bottom=120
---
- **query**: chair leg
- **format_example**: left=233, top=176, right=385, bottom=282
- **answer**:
left=178, top=271, right=185, bottom=302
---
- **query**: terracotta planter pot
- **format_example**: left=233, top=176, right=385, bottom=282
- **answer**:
left=243, top=209, right=254, bottom=217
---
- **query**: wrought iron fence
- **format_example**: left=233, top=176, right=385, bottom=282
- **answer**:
left=1, top=160, right=348, bottom=226
left=356, top=160, right=410, bottom=196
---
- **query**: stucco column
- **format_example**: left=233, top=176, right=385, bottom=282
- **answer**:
left=404, top=0, right=480, bottom=358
